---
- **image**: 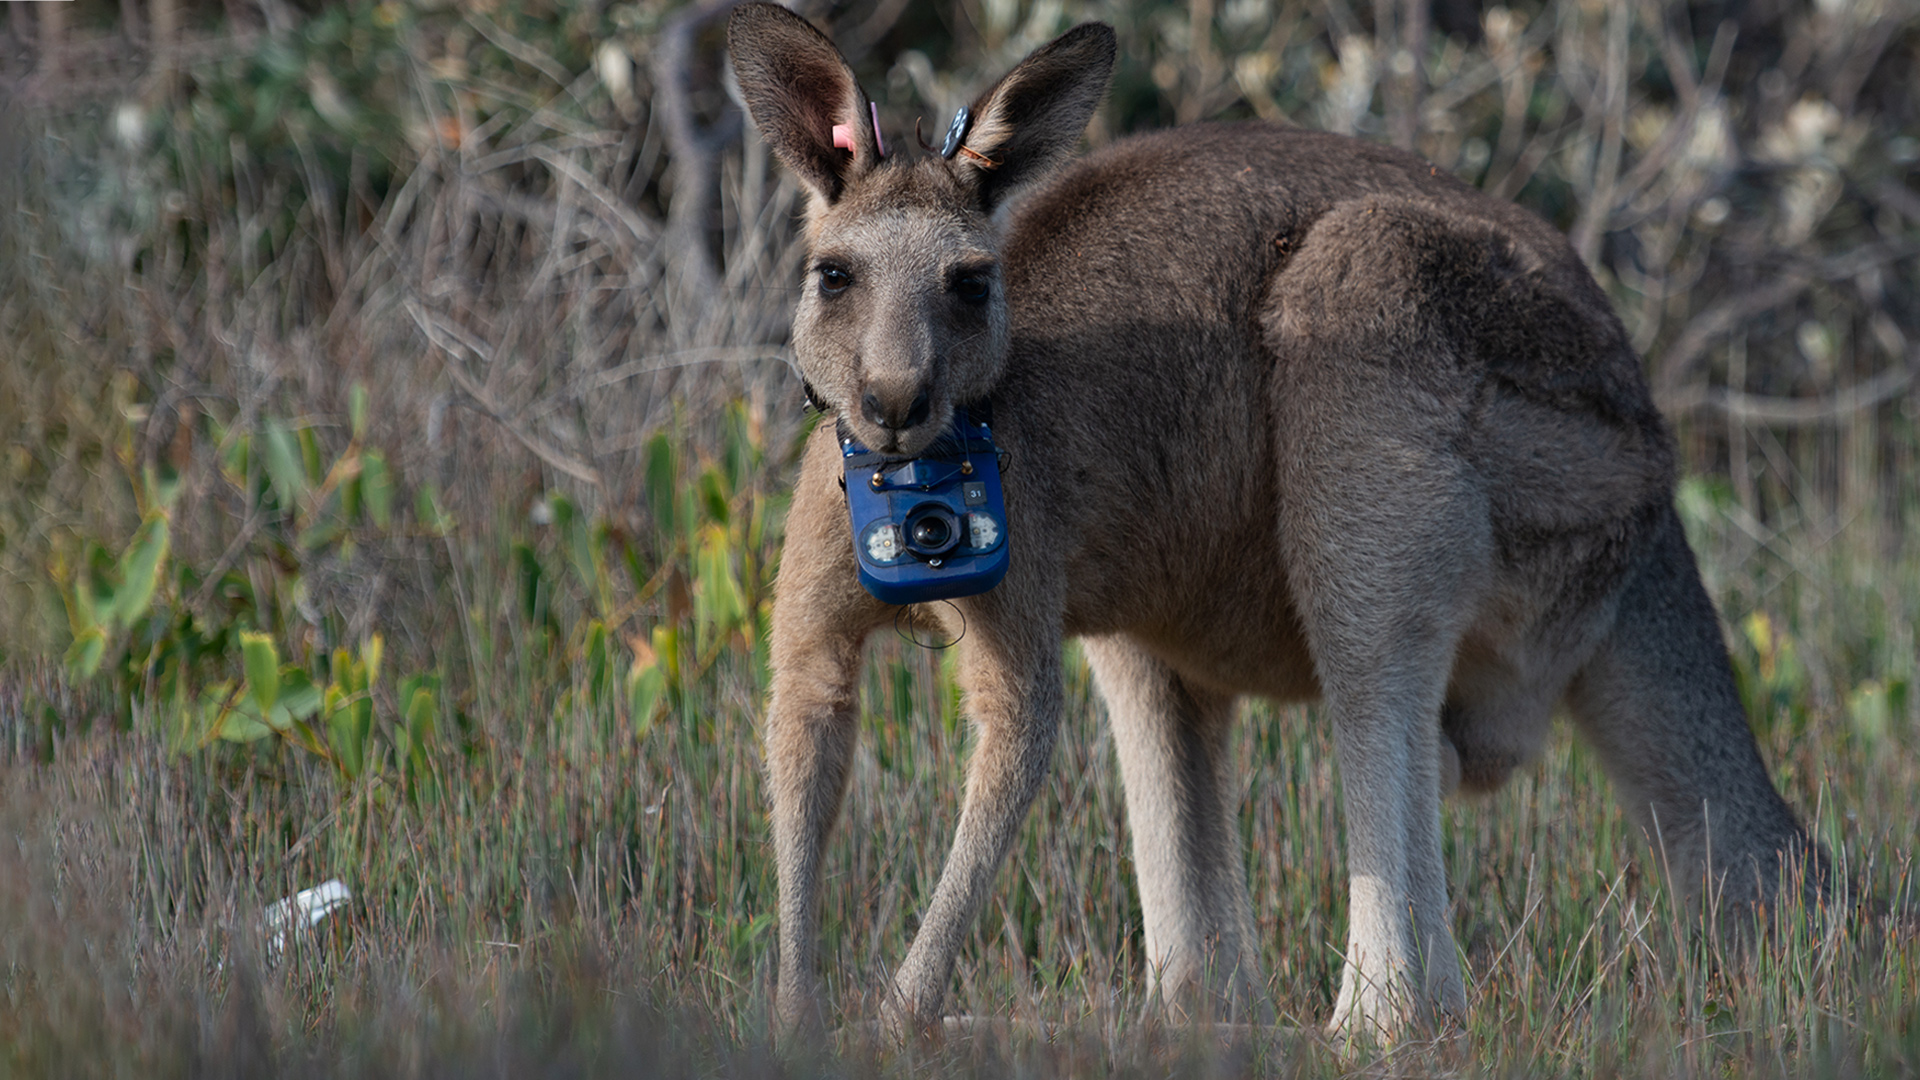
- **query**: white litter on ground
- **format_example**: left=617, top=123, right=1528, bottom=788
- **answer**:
left=264, top=879, right=352, bottom=959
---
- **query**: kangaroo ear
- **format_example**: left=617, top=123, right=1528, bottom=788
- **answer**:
left=728, top=3, right=880, bottom=205
left=952, top=23, right=1115, bottom=210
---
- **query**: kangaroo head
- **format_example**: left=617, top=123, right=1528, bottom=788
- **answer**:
left=729, top=5, right=1115, bottom=455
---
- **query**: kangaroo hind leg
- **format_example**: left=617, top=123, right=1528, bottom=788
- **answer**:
left=1267, top=197, right=1500, bottom=1038
left=1280, top=476, right=1480, bottom=1040
left=1085, top=636, right=1264, bottom=1023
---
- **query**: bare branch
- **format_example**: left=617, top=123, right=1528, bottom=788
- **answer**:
left=1666, top=363, right=1914, bottom=426
left=1656, top=240, right=1920, bottom=401
left=463, top=11, right=574, bottom=91
left=405, top=300, right=606, bottom=490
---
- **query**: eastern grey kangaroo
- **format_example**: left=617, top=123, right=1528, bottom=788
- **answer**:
left=729, top=3, right=1822, bottom=1039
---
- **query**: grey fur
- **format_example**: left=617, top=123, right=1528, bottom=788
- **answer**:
left=727, top=4, right=1824, bottom=1041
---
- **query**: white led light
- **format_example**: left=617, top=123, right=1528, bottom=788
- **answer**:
left=866, top=524, right=903, bottom=563
left=968, top=512, right=1000, bottom=549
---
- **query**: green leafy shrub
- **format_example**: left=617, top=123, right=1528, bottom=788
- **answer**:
left=50, top=381, right=781, bottom=804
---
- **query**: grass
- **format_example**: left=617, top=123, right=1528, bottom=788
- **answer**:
left=5, top=0, right=1920, bottom=1073
left=4, top=527, right=1919, bottom=1076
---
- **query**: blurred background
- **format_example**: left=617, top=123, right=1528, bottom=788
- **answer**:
left=1, top=0, right=1917, bottom=1073
left=5, top=0, right=1920, bottom=678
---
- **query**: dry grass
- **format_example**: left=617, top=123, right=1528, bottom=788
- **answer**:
left=3, top=631, right=1918, bottom=1076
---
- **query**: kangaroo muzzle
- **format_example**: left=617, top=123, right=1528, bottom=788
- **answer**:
left=860, top=384, right=931, bottom=431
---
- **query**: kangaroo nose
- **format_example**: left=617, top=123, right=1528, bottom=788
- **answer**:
left=861, top=386, right=931, bottom=431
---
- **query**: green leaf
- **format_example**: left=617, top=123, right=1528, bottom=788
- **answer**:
left=699, top=467, right=730, bottom=526
left=240, top=631, right=280, bottom=713
left=651, top=624, right=680, bottom=687
left=392, top=724, right=413, bottom=772
left=361, top=633, right=384, bottom=683
left=278, top=669, right=323, bottom=721
left=331, top=647, right=360, bottom=692
left=1846, top=679, right=1908, bottom=745
left=296, top=425, right=325, bottom=485
left=722, top=400, right=754, bottom=493
left=286, top=718, right=328, bottom=756
left=263, top=420, right=306, bottom=508
left=514, top=542, right=547, bottom=626
left=361, top=450, right=394, bottom=529
left=64, top=627, right=107, bottom=679
left=550, top=497, right=610, bottom=615
left=219, top=431, right=251, bottom=487
left=627, top=662, right=666, bottom=736
left=549, top=491, right=576, bottom=534
left=582, top=620, right=610, bottom=705
left=112, top=514, right=171, bottom=628
left=217, top=703, right=275, bottom=743
left=645, top=433, right=677, bottom=537
left=415, top=483, right=452, bottom=535
left=73, top=542, right=118, bottom=634
left=326, top=689, right=371, bottom=779
left=185, top=682, right=233, bottom=751
left=207, top=683, right=275, bottom=743
left=400, top=673, right=437, bottom=744
left=349, top=382, right=370, bottom=440
left=694, top=526, right=745, bottom=639
left=297, top=512, right=347, bottom=551
left=340, top=465, right=362, bottom=522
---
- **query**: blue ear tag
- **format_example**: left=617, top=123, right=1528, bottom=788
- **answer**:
left=841, top=405, right=1010, bottom=605
left=940, top=106, right=970, bottom=159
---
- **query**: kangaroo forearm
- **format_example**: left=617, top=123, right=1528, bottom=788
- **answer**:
left=889, top=712, right=1059, bottom=1024
left=766, top=689, right=859, bottom=1025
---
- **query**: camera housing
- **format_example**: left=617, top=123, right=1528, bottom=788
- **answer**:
left=840, top=405, right=1010, bottom=605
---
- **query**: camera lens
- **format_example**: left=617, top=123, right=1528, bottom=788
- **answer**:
left=912, top=516, right=950, bottom=548
left=902, top=503, right=961, bottom=558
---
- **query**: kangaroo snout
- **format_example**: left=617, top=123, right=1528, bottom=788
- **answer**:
left=860, top=383, right=931, bottom=432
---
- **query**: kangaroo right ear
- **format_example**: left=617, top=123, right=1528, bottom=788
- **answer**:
left=728, top=3, right=880, bottom=206
left=952, top=23, right=1116, bottom=211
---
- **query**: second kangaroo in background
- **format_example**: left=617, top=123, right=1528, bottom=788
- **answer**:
left=728, top=3, right=1825, bottom=1042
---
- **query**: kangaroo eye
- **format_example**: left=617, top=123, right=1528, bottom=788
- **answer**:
left=817, top=266, right=851, bottom=295
left=954, top=274, right=990, bottom=305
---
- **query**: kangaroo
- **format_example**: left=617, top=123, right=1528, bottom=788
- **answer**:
left=727, top=3, right=1823, bottom=1041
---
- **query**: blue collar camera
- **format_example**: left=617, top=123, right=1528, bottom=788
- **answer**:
left=839, top=404, right=1010, bottom=605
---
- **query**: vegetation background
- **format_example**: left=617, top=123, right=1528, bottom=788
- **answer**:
left=3, top=0, right=1919, bottom=1073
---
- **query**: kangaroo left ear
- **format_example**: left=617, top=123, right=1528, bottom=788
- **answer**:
left=951, top=23, right=1116, bottom=211
left=728, top=3, right=881, bottom=206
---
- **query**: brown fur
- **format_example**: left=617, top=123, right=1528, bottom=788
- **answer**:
left=727, top=4, right=1822, bottom=1042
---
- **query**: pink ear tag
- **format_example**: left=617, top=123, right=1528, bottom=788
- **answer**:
left=830, top=103, right=887, bottom=157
